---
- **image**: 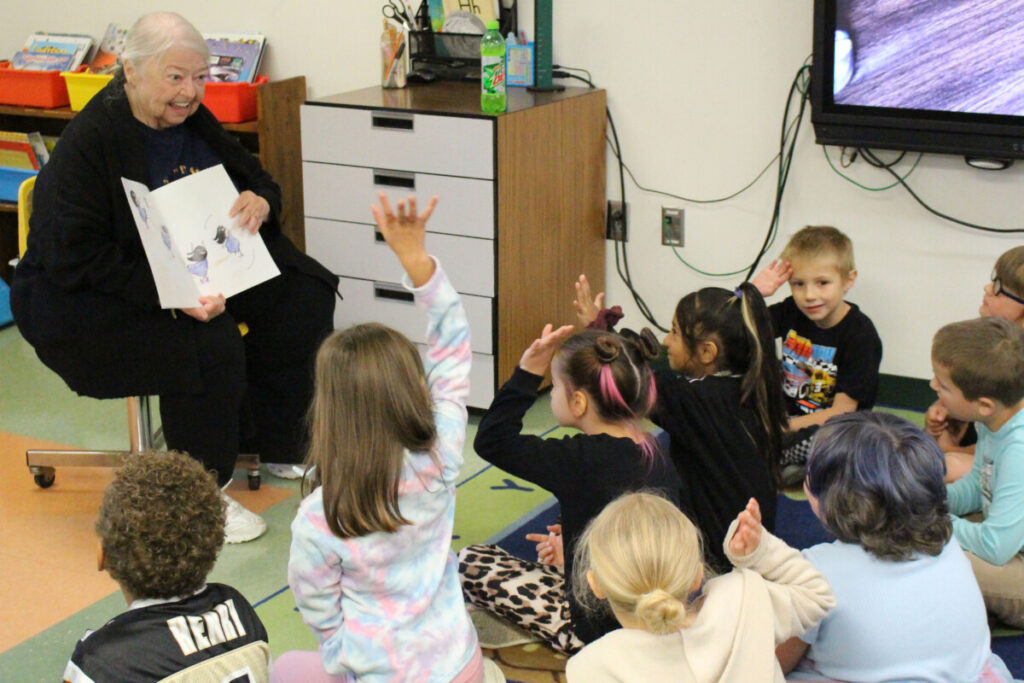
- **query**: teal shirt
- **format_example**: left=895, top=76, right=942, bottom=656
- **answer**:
left=947, top=406, right=1024, bottom=565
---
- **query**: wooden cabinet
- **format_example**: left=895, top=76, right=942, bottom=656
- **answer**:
left=0, top=76, right=308, bottom=283
left=301, top=82, right=606, bottom=408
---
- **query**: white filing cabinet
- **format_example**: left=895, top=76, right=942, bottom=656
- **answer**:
left=301, top=83, right=606, bottom=408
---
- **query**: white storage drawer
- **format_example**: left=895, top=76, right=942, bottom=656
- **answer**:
left=303, top=162, right=495, bottom=240
left=334, top=276, right=493, bottom=355
left=416, top=344, right=495, bottom=409
left=307, top=218, right=494, bottom=297
left=301, top=105, right=494, bottom=179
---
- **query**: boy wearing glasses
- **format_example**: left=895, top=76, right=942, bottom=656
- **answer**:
left=932, top=316, right=1024, bottom=629
left=926, top=246, right=1024, bottom=481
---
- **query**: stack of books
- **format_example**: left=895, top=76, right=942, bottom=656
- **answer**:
left=203, top=33, right=267, bottom=84
left=11, top=32, right=93, bottom=71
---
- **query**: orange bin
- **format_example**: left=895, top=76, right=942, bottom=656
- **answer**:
left=204, top=75, right=268, bottom=123
left=0, top=61, right=71, bottom=108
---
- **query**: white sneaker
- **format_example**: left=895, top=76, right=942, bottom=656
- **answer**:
left=266, top=463, right=309, bottom=480
left=222, top=492, right=267, bottom=544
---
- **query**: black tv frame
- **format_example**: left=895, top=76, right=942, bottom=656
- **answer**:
left=810, top=0, right=1024, bottom=160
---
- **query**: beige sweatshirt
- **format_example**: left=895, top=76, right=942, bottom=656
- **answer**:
left=566, top=524, right=836, bottom=682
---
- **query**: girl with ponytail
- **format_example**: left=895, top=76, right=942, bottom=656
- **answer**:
left=575, top=276, right=788, bottom=572
left=458, top=324, right=684, bottom=654
left=568, top=492, right=834, bottom=682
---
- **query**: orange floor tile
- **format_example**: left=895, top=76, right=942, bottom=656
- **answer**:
left=0, top=431, right=291, bottom=652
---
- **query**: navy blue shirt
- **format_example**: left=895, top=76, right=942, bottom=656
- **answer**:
left=136, top=119, right=222, bottom=189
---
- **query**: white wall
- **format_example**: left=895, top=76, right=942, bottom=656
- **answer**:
left=4, top=1, right=1021, bottom=380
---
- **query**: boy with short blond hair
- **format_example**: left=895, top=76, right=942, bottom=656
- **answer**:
left=754, top=225, right=883, bottom=474
left=932, top=316, right=1024, bottom=628
left=63, top=451, right=270, bottom=683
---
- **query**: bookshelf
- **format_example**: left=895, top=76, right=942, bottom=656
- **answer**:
left=0, top=75, right=307, bottom=283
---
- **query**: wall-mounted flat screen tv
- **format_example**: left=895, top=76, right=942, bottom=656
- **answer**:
left=811, top=0, right=1024, bottom=159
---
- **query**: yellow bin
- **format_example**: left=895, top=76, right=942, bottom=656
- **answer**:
left=61, top=71, right=114, bottom=111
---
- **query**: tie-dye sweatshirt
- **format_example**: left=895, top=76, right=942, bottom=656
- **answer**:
left=287, top=260, right=478, bottom=681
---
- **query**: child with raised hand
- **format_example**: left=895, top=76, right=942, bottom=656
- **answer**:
left=753, top=225, right=883, bottom=482
left=574, top=274, right=788, bottom=573
left=567, top=492, right=834, bottom=682
left=458, top=324, right=684, bottom=653
left=778, top=411, right=1013, bottom=681
left=274, top=193, right=486, bottom=683
left=63, top=451, right=270, bottom=683
left=926, top=245, right=1024, bottom=482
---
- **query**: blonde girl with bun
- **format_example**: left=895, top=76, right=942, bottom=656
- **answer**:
left=568, top=492, right=835, bottom=682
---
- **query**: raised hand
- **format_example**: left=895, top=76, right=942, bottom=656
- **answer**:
left=519, top=323, right=576, bottom=376
left=573, top=274, right=604, bottom=328
left=525, top=524, right=564, bottom=566
left=751, top=259, right=793, bottom=297
left=728, top=497, right=763, bottom=557
left=924, top=400, right=949, bottom=438
left=371, top=192, right=439, bottom=287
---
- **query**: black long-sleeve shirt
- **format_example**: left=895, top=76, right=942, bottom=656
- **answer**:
left=474, top=367, right=684, bottom=644
left=651, top=371, right=778, bottom=573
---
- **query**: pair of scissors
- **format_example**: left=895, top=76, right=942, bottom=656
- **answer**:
left=382, top=0, right=413, bottom=27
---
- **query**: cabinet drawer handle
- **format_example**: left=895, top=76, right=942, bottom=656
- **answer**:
left=373, top=170, right=416, bottom=189
left=374, top=282, right=414, bottom=303
left=371, top=112, right=414, bottom=131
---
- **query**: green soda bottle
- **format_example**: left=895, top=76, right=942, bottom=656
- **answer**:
left=480, top=20, right=506, bottom=113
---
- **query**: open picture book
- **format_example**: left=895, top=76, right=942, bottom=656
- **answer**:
left=121, top=165, right=279, bottom=309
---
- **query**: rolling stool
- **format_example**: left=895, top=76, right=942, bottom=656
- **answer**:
left=26, top=396, right=262, bottom=490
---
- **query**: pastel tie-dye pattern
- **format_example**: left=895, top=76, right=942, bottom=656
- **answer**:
left=287, top=261, right=478, bottom=681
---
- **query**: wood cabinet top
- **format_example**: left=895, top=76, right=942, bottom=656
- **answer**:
left=307, top=82, right=602, bottom=117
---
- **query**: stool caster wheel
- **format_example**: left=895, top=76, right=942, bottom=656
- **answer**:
left=32, top=467, right=56, bottom=489
left=248, top=472, right=261, bottom=491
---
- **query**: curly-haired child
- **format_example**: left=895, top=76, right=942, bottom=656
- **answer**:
left=63, top=451, right=269, bottom=683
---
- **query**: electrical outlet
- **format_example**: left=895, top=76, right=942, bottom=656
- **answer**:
left=606, top=200, right=628, bottom=242
left=662, top=207, right=684, bottom=246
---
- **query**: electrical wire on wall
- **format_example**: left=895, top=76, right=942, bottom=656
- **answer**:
left=856, top=148, right=1024, bottom=234
left=555, top=66, right=667, bottom=331
left=552, top=61, right=813, bottom=328
left=823, top=146, right=923, bottom=191
left=742, top=63, right=812, bottom=282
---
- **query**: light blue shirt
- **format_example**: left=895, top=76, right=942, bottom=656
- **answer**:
left=947, top=406, right=1024, bottom=565
left=792, top=540, right=1001, bottom=682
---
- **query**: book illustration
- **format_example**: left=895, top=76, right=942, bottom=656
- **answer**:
left=186, top=244, right=210, bottom=283
left=213, top=223, right=244, bottom=259
left=12, top=32, right=93, bottom=71
left=88, top=24, right=127, bottom=74
left=202, top=33, right=266, bottom=83
left=160, top=225, right=173, bottom=255
left=121, top=165, right=280, bottom=309
left=129, top=189, right=149, bottom=228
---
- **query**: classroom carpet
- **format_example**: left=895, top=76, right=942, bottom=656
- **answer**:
left=0, top=323, right=556, bottom=681
left=2, top=317, right=1021, bottom=681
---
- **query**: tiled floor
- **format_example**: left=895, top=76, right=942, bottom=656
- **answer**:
left=0, top=323, right=559, bottom=681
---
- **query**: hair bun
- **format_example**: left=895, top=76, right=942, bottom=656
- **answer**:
left=636, top=328, right=661, bottom=361
left=635, top=588, right=687, bottom=635
left=594, top=334, right=621, bottom=363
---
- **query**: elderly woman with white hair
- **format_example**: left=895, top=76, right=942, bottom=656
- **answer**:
left=12, top=12, right=338, bottom=543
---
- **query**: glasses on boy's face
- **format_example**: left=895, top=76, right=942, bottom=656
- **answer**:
left=992, top=270, right=1024, bottom=306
